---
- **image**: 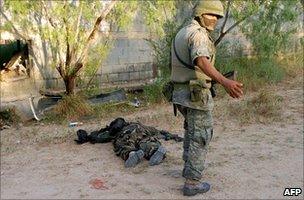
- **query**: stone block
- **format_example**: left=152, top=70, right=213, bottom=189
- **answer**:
left=139, top=70, right=153, bottom=80
left=115, top=39, right=129, bottom=48
left=108, top=73, right=119, bottom=82
left=143, top=62, right=153, bottom=71
left=101, top=64, right=126, bottom=74
left=118, top=72, right=130, bottom=82
left=100, top=74, right=109, bottom=83
left=129, top=71, right=140, bottom=81
left=126, top=64, right=135, bottom=72
left=133, top=63, right=145, bottom=72
left=98, top=65, right=108, bottom=74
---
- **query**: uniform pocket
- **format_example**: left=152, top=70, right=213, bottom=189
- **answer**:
left=189, top=80, right=210, bottom=107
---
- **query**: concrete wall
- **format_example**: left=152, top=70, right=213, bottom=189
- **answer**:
left=97, top=38, right=154, bottom=84
left=39, top=12, right=155, bottom=90
left=1, top=11, right=155, bottom=106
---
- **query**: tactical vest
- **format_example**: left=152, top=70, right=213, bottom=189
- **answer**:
left=170, top=20, right=215, bottom=85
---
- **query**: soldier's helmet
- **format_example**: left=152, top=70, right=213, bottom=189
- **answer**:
left=194, top=0, right=224, bottom=18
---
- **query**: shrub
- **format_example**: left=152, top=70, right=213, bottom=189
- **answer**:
left=53, top=95, right=92, bottom=121
left=142, top=79, right=166, bottom=104
left=0, top=107, right=21, bottom=127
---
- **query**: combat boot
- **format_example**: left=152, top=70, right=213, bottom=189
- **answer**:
left=124, top=150, right=144, bottom=168
left=183, top=180, right=210, bottom=196
left=149, top=146, right=166, bottom=166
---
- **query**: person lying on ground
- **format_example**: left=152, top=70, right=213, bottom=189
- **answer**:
left=75, top=117, right=183, bottom=168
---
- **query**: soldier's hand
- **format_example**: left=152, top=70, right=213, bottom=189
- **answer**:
left=222, top=79, right=243, bottom=98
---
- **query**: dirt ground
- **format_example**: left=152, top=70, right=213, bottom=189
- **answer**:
left=1, top=76, right=303, bottom=199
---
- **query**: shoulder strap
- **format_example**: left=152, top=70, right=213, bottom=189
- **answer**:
left=173, top=38, right=195, bottom=70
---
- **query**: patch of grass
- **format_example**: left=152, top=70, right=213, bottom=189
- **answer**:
left=216, top=57, right=286, bottom=92
left=53, top=95, right=92, bottom=121
left=142, top=79, right=166, bottom=104
left=277, top=52, right=303, bottom=78
left=227, top=90, right=283, bottom=124
left=0, top=107, right=21, bottom=127
left=91, top=101, right=136, bottom=119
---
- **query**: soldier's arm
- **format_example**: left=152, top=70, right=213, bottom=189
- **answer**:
left=195, top=56, right=243, bottom=98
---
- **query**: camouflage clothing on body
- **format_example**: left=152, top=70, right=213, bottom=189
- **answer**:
left=177, top=105, right=213, bottom=180
left=75, top=118, right=182, bottom=162
left=113, top=122, right=162, bottom=160
left=170, top=20, right=215, bottom=181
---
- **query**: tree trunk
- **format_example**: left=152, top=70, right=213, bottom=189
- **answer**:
left=64, top=76, right=76, bottom=95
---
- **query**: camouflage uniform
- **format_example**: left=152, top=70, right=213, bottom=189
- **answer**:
left=171, top=19, right=215, bottom=181
left=113, top=122, right=162, bottom=161
left=76, top=118, right=182, bottom=164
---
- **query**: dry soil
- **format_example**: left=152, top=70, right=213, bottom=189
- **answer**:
left=1, top=77, right=303, bottom=199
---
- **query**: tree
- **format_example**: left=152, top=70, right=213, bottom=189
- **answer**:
left=140, top=0, right=197, bottom=79
left=141, top=0, right=301, bottom=78
left=139, top=0, right=260, bottom=78
left=214, top=0, right=261, bottom=46
left=239, top=0, right=301, bottom=58
left=1, top=0, right=137, bottom=95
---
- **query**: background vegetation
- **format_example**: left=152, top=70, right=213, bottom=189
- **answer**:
left=0, top=0, right=302, bottom=124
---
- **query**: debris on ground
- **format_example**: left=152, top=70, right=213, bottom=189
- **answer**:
left=128, top=97, right=140, bottom=107
left=68, top=122, right=83, bottom=127
left=88, top=89, right=127, bottom=105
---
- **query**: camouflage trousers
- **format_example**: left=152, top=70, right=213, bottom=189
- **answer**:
left=113, top=135, right=161, bottom=161
left=177, top=105, right=213, bottom=181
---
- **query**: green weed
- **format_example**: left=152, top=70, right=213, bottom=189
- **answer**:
left=142, top=79, right=166, bottom=104
left=216, top=57, right=285, bottom=91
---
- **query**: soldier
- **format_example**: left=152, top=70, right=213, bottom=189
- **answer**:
left=170, top=0, right=243, bottom=196
left=75, top=118, right=183, bottom=168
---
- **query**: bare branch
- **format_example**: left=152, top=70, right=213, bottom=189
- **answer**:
left=62, top=2, right=72, bottom=71
left=75, top=1, right=116, bottom=65
left=215, top=16, right=247, bottom=46
left=71, top=62, right=83, bottom=76
left=55, top=39, right=64, bottom=75
left=74, top=3, right=83, bottom=44
left=219, top=0, right=231, bottom=35
left=41, top=1, right=57, bottom=28
left=0, top=10, right=27, bottom=40
left=162, top=5, right=168, bottom=21
left=56, top=62, right=65, bottom=78
left=63, top=18, right=71, bottom=70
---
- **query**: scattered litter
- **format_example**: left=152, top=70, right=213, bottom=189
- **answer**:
left=69, top=122, right=83, bottom=127
left=89, top=178, right=108, bottom=190
left=128, top=97, right=140, bottom=108
left=16, top=140, right=21, bottom=144
left=1, top=171, right=4, bottom=175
